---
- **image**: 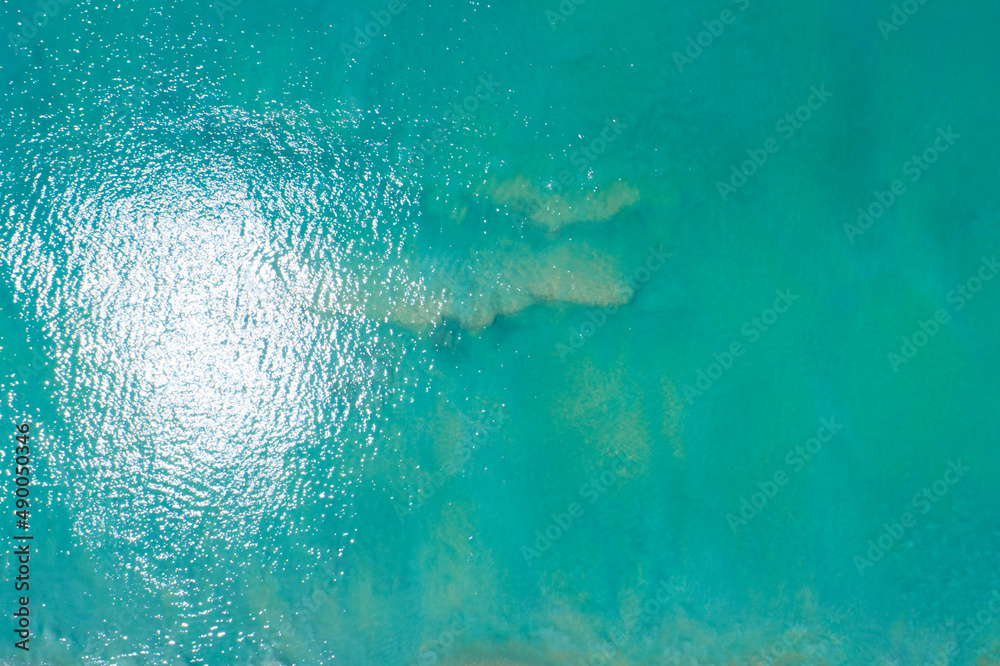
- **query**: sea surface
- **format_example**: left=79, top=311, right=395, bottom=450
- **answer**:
left=1, top=0, right=1000, bottom=664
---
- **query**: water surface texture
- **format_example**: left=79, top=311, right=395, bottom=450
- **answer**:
left=2, top=0, right=1000, bottom=664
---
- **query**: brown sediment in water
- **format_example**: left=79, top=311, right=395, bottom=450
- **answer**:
left=483, top=175, right=641, bottom=232
left=310, top=240, right=639, bottom=332
left=446, top=655, right=551, bottom=666
left=440, top=639, right=556, bottom=666
left=452, top=662, right=534, bottom=665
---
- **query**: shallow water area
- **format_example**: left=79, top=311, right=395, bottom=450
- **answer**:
left=2, top=0, right=1000, bottom=665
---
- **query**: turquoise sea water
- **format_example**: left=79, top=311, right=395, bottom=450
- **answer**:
left=2, top=0, right=1000, bottom=664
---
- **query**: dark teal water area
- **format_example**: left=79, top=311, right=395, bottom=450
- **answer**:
left=1, top=0, right=1000, bottom=664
